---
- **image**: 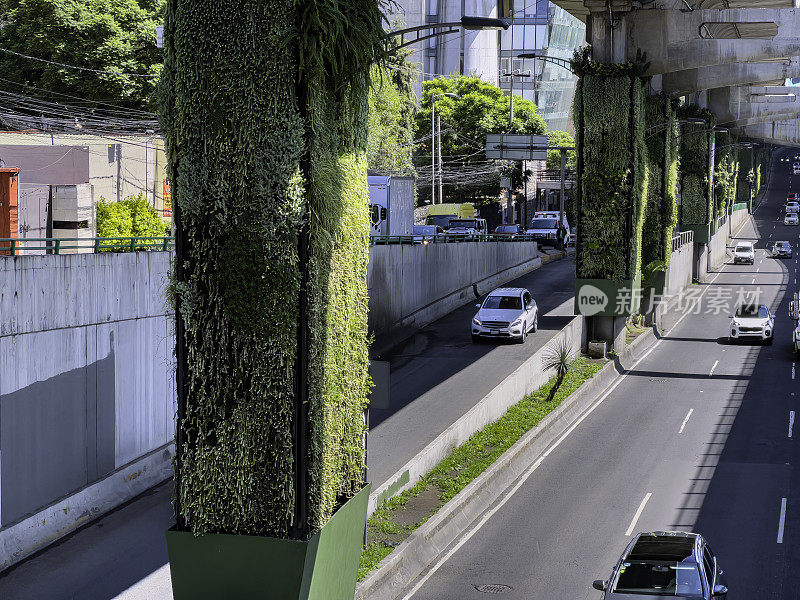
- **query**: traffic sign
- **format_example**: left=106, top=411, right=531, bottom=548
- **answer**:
left=485, top=134, right=548, bottom=160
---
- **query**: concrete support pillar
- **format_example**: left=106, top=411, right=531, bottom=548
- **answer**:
left=591, top=315, right=627, bottom=356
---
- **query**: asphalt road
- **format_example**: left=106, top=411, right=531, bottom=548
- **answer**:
left=368, top=251, right=576, bottom=486
left=401, top=149, right=800, bottom=600
left=0, top=235, right=576, bottom=600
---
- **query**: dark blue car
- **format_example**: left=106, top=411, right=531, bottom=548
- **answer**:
left=592, top=531, right=727, bottom=599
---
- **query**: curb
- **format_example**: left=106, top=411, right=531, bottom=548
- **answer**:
left=356, top=326, right=658, bottom=600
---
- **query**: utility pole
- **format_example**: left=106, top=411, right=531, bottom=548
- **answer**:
left=437, top=113, right=444, bottom=204
left=559, top=148, right=566, bottom=250
left=431, top=99, right=437, bottom=205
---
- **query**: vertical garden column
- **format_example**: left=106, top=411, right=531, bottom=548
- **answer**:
left=572, top=53, right=648, bottom=350
left=159, top=1, right=384, bottom=598
left=642, top=95, right=678, bottom=307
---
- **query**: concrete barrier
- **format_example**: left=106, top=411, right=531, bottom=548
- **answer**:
left=368, top=314, right=585, bottom=515
left=368, top=242, right=540, bottom=353
left=0, top=252, right=175, bottom=570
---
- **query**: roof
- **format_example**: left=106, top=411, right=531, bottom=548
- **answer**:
left=488, top=288, right=527, bottom=296
left=628, top=532, right=698, bottom=562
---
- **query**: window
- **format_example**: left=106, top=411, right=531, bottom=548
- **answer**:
left=612, top=561, right=703, bottom=598
left=523, top=292, right=532, bottom=307
left=483, top=295, right=523, bottom=310
left=702, top=547, right=715, bottom=589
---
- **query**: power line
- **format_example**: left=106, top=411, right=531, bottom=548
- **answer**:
left=0, top=47, right=159, bottom=78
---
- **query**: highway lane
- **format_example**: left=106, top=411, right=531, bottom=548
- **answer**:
left=368, top=250, right=576, bottom=486
left=402, top=149, right=800, bottom=600
left=0, top=245, right=576, bottom=600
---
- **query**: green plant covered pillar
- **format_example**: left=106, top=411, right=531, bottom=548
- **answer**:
left=678, top=107, right=715, bottom=244
left=736, top=147, right=755, bottom=211
left=642, top=96, right=679, bottom=300
left=572, top=56, right=648, bottom=349
left=713, top=131, right=738, bottom=220
left=158, top=1, right=383, bottom=598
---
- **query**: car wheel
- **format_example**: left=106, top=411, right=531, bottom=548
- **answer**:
left=767, top=336, right=774, bottom=346
left=531, top=313, right=538, bottom=333
left=518, top=323, right=527, bottom=344
left=471, top=334, right=481, bottom=344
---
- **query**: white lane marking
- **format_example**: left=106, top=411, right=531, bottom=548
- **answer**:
left=678, top=409, right=694, bottom=434
left=778, top=498, right=787, bottom=544
left=757, top=268, right=760, bottom=273
left=709, top=360, right=719, bottom=377
left=626, top=493, right=653, bottom=536
left=399, top=332, right=665, bottom=599
left=402, top=232, right=743, bottom=598
left=790, top=411, right=795, bottom=439
left=793, top=363, right=796, bottom=380
left=752, top=278, right=757, bottom=284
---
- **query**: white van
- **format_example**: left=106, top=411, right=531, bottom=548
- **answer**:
left=526, top=212, right=570, bottom=247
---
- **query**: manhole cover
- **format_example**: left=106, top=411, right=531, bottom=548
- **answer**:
left=474, top=584, right=513, bottom=594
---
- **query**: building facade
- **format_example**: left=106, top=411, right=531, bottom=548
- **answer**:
left=388, top=0, right=585, bottom=132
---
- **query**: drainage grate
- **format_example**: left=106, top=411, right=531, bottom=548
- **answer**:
left=474, top=584, right=513, bottom=594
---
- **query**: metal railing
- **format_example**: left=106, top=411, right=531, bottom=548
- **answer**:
left=0, top=236, right=174, bottom=256
left=369, top=233, right=540, bottom=246
left=671, top=230, right=694, bottom=253
left=715, top=214, right=727, bottom=232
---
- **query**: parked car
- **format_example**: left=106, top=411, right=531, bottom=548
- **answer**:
left=773, top=240, right=793, bottom=258
left=425, top=202, right=476, bottom=230
left=472, top=287, right=538, bottom=343
left=732, top=241, right=754, bottom=264
left=592, top=531, right=727, bottom=599
left=493, top=224, right=524, bottom=237
left=786, top=201, right=800, bottom=214
left=786, top=213, right=799, bottom=226
left=444, top=218, right=488, bottom=236
left=413, top=225, right=441, bottom=244
left=729, top=303, right=774, bottom=344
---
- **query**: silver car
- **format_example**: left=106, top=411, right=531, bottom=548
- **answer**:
left=472, top=287, right=538, bottom=343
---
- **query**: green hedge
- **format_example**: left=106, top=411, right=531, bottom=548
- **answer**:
left=573, top=69, right=647, bottom=281
left=96, top=194, right=167, bottom=243
left=160, top=0, right=382, bottom=540
left=713, top=131, right=738, bottom=217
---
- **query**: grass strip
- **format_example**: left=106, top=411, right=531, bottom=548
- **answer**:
left=358, top=356, right=604, bottom=580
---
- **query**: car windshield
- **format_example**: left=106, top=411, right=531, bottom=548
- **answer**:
left=612, top=561, right=703, bottom=597
left=530, top=219, right=558, bottom=229
left=736, top=304, right=769, bottom=318
left=483, top=295, right=522, bottom=310
left=495, top=226, right=516, bottom=233
left=427, top=215, right=454, bottom=228
left=449, top=220, right=477, bottom=228
left=735, top=244, right=751, bottom=252
left=776, top=242, right=790, bottom=248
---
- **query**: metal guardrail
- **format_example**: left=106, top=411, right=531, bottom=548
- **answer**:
left=369, top=233, right=540, bottom=246
left=0, top=236, right=174, bottom=256
left=671, top=230, right=693, bottom=253
left=715, top=214, right=727, bottom=231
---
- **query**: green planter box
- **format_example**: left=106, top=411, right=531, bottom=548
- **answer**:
left=574, top=276, right=641, bottom=317
left=166, top=484, right=370, bottom=600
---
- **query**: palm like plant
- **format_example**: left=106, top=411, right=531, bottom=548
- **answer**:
left=543, top=339, right=574, bottom=403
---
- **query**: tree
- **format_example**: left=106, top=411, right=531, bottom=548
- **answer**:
left=546, top=130, right=576, bottom=172
left=367, top=47, right=417, bottom=175
left=415, top=75, right=547, bottom=203
left=0, top=0, right=164, bottom=109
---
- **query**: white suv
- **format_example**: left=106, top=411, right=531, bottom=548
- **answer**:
left=729, top=303, right=774, bottom=345
left=733, top=241, right=754, bottom=265
left=786, top=213, right=799, bottom=226
left=787, top=201, right=800, bottom=214
left=472, top=287, right=538, bottom=343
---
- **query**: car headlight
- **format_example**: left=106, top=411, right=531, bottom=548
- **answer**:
left=473, top=317, right=482, bottom=326
left=511, top=318, right=522, bottom=327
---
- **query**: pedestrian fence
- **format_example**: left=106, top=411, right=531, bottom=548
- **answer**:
left=671, top=230, right=694, bottom=253
left=0, top=237, right=174, bottom=256
left=369, top=233, right=539, bottom=246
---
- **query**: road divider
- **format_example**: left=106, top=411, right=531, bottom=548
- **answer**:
left=356, top=327, right=659, bottom=600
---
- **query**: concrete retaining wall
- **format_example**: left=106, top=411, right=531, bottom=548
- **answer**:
left=709, top=223, right=728, bottom=269
left=0, top=252, right=175, bottom=569
left=368, top=242, right=540, bottom=351
left=368, top=314, right=585, bottom=515
left=730, top=206, right=750, bottom=234
left=666, top=240, right=693, bottom=298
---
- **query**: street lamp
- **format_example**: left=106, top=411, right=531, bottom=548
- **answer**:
left=387, top=16, right=508, bottom=52
left=431, top=93, right=459, bottom=205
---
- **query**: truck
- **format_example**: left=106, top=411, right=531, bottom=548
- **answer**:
left=425, top=203, right=476, bottom=230
left=368, top=175, right=414, bottom=238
